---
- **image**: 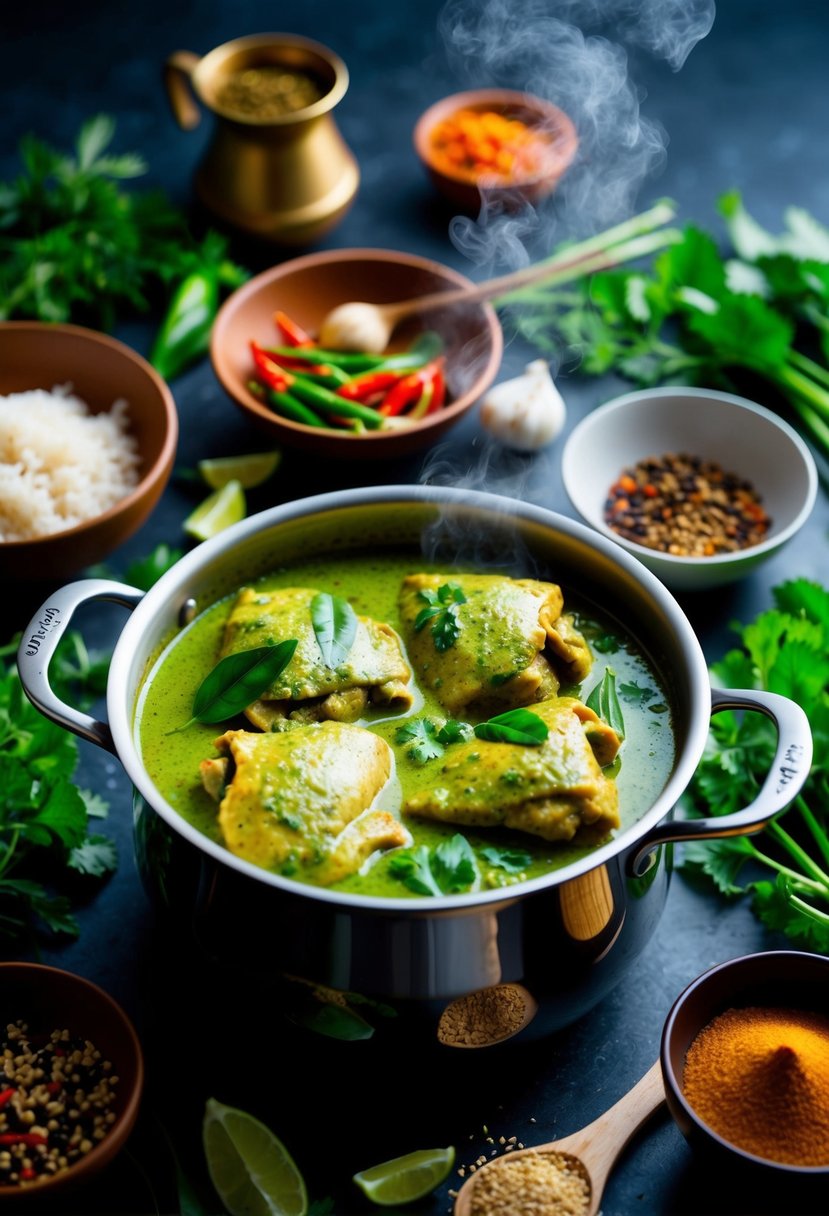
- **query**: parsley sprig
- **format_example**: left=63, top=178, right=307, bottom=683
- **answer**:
left=389, top=834, right=478, bottom=896
left=681, top=578, right=829, bottom=951
left=414, top=583, right=466, bottom=652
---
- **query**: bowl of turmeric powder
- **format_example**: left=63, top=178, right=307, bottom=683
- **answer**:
left=660, top=950, right=829, bottom=1176
left=413, top=88, right=578, bottom=213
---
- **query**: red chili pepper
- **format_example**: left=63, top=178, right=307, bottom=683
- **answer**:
left=45, top=1082, right=61, bottom=1095
left=426, top=366, right=446, bottom=414
left=20, top=1168, right=36, bottom=1181
left=336, top=371, right=405, bottom=402
left=274, top=310, right=313, bottom=348
left=378, top=360, right=445, bottom=417
left=0, top=1089, right=15, bottom=1108
left=250, top=341, right=293, bottom=393
left=0, top=1134, right=48, bottom=1146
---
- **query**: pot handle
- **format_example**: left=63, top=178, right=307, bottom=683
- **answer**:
left=17, top=579, right=144, bottom=755
left=628, top=686, right=812, bottom=878
left=164, top=50, right=202, bottom=130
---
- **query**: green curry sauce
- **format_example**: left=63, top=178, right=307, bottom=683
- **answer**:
left=135, top=553, right=675, bottom=898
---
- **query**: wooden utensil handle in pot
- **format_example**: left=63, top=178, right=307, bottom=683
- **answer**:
left=628, top=686, right=813, bottom=877
left=16, top=580, right=144, bottom=754
left=163, top=50, right=202, bottom=130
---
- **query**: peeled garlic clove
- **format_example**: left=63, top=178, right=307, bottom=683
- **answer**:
left=480, top=359, right=566, bottom=451
left=318, top=302, right=391, bottom=353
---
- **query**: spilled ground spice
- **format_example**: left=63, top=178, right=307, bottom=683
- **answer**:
left=604, top=452, right=771, bottom=556
left=682, top=1005, right=829, bottom=1166
left=0, top=1022, right=119, bottom=1186
left=468, top=1150, right=590, bottom=1216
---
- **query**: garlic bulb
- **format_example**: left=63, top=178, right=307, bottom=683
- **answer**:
left=480, top=360, right=566, bottom=451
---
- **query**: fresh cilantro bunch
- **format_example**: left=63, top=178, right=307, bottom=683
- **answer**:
left=506, top=193, right=829, bottom=460
left=0, top=635, right=117, bottom=941
left=0, top=115, right=245, bottom=333
left=681, top=579, right=829, bottom=950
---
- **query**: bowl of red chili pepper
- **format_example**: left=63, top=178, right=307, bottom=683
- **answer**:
left=413, top=88, right=578, bottom=213
left=661, top=951, right=829, bottom=1180
left=0, top=963, right=144, bottom=1198
left=210, top=248, right=503, bottom=458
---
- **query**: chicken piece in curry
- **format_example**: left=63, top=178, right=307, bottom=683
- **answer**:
left=403, top=697, right=621, bottom=844
left=200, top=723, right=407, bottom=884
left=221, top=586, right=412, bottom=729
left=399, top=572, right=593, bottom=716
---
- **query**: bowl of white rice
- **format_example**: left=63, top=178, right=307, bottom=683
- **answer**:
left=0, top=322, right=178, bottom=580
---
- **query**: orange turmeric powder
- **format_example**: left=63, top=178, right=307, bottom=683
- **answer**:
left=683, top=1006, right=829, bottom=1166
left=428, top=109, right=552, bottom=184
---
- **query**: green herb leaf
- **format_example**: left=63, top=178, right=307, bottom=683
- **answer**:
left=310, top=592, right=358, bottom=669
left=436, top=719, right=474, bottom=745
left=474, top=708, right=548, bottom=746
left=125, top=544, right=183, bottom=591
left=185, top=640, right=298, bottom=728
left=415, top=583, right=466, bottom=652
left=388, top=846, right=443, bottom=896
left=433, top=834, right=478, bottom=893
left=395, top=719, right=445, bottom=764
left=480, top=846, right=532, bottom=874
left=585, top=668, right=626, bottom=739
left=68, top=835, right=118, bottom=877
left=618, top=681, right=656, bottom=704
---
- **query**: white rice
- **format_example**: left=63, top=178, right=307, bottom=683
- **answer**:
left=0, top=384, right=141, bottom=542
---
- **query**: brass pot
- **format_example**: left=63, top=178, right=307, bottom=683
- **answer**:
left=164, top=33, right=360, bottom=244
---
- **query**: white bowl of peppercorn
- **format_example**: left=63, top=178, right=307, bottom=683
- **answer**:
left=561, top=387, right=818, bottom=592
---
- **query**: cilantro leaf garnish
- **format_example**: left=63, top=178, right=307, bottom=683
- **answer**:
left=480, top=846, right=532, bottom=874
left=437, top=719, right=474, bottom=745
left=414, top=582, right=466, bottom=652
left=388, top=834, right=478, bottom=897
left=395, top=718, right=445, bottom=764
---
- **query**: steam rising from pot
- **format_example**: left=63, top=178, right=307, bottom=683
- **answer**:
left=438, top=0, right=715, bottom=265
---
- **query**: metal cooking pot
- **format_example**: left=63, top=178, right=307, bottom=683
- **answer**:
left=17, top=488, right=812, bottom=1046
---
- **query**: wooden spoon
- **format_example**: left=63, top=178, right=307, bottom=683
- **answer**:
left=453, top=1061, right=665, bottom=1216
left=316, top=247, right=604, bottom=354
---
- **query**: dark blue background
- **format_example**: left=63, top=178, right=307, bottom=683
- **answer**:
left=2, top=2, right=828, bottom=1213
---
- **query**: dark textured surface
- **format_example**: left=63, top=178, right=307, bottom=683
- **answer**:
left=2, top=2, right=829, bottom=1213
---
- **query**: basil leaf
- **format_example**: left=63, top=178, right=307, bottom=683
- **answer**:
left=433, top=834, right=478, bottom=892
left=186, top=639, right=298, bottom=727
left=585, top=667, right=626, bottom=739
left=480, top=846, right=532, bottom=874
left=474, top=708, right=548, bottom=746
left=311, top=592, right=358, bottom=668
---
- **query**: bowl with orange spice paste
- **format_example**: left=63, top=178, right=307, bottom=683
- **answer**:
left=414, top=88, right=578, bottom=212
left=661, top=951, right=829, bottom=1176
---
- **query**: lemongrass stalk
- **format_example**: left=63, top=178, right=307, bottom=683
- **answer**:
left=534, top=199, right=677, bottom=268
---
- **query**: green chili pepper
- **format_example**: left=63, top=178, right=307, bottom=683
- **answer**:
left=150, top=270, right=218, bottom=380
left=266, top=388, right=327, bottom=428
left=289, top=378, right=385, bottom=429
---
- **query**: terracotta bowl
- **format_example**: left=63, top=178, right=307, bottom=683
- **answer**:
left=413, top=88, right=578, bottom=214
left=0, top=963, right=144, bottom=1200
left=210, top=248, right=503, bottom=458
left=661, top=951, right=829, bottom=1178
left=0, top=323, right=178, bottom=581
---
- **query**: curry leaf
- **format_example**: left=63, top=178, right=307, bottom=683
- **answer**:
left=310, top=592, right=358, bottom=669
left=184, top=639, right=298, bottom=728
left=480, top=845, right=532, bottom=874
left=585, top=668, right=626, bottom=739
left=415, top=583, right=466, bottom=652
left=474, top=708, right=548, bottom=746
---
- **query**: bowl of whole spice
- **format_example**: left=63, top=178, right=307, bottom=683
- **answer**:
left=0, top=963, right=144, bottom=1197
left=661, top=950, right=829, bottom=1177
left=561, top=387, right=818, bottom=591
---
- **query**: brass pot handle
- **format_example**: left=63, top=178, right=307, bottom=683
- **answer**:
left=164, top=50, right=202, bottom=130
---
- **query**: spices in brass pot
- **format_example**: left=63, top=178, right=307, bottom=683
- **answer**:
left=469, top=1150, right=590, bottom=1216
left=216, top=66, right=323, bottom=119
left=604, top=452, right=771, bottom=556
left=682, top=1005, right=829, bottom=1166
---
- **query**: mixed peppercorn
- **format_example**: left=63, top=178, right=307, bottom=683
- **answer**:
left=248, top=311, right=446, bottom=431
left=0, top=1022, right=118, bottom=1187
left=604, top=453, right=772, bottom=556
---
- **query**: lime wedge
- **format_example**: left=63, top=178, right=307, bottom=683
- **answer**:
left=198, top=450, right=282, bottom=490
left=203, top=1098, right=308, bottom=1216
left=353, top=1146, right=455, bottom=1206
left=184, top=480, right=246, bottom=542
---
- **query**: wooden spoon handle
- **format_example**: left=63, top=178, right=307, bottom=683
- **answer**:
left=383, top=243, right=608, bottom=323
